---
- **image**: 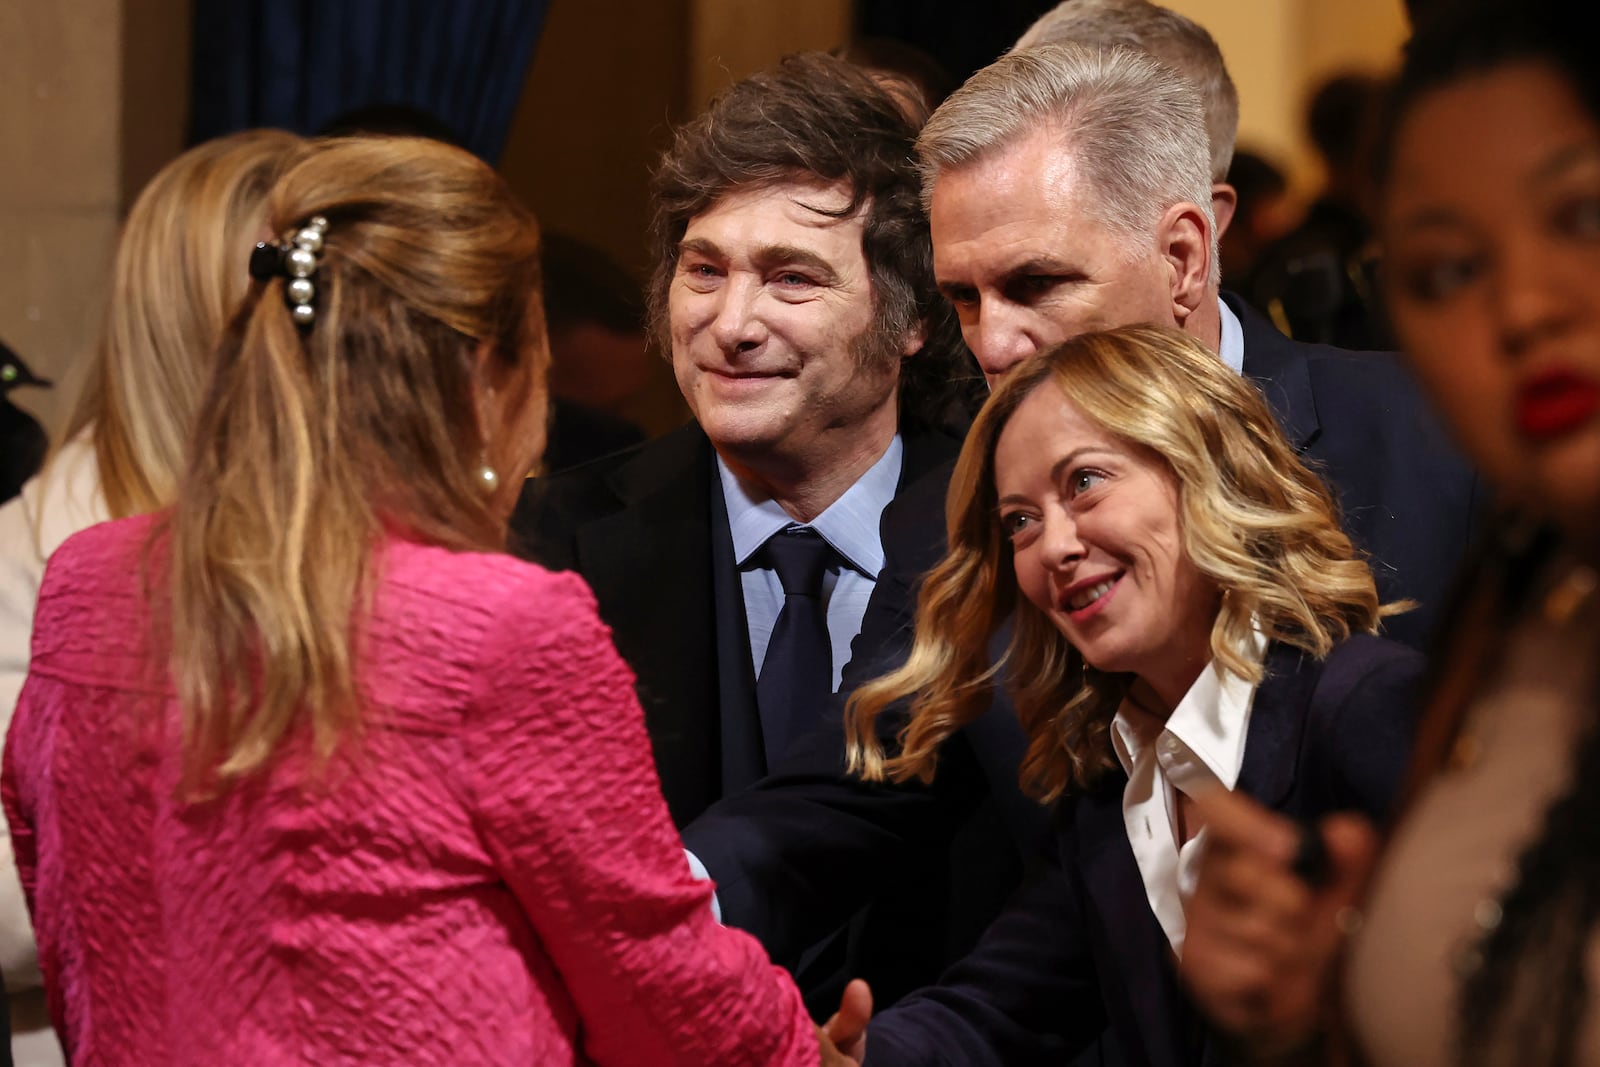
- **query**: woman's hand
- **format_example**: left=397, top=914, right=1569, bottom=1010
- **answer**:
left=1181, top=789, right=1378, bottom=1058
left=817, top=979, right=872, bottom=1065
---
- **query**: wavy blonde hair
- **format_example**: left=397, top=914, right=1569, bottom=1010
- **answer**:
left=847, top=325, right=1392, bottom=802
left=165, top=136, right=547, bottom=792
left=55, top=129, right=306, bottom=519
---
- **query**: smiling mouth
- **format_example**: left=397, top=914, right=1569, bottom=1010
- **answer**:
left=1063, top=574, right=1122, bottom=613
left=709, top=369, right=790, bottom=382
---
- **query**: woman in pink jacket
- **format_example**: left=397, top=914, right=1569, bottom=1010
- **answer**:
left=2, top=135, right=819, bottom=1067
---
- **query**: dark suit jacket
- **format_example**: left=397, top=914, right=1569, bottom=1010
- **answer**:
left=865, top=637, right=1426, bottom=1067
left=512, top=420, right=963, bottom=827
left=683, top=299, right=1476, bottom=962
left=1222, top=292, right=1479, bottom=650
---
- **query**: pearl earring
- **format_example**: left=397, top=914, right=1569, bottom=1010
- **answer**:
left=477, top=461, right=500, bottom=494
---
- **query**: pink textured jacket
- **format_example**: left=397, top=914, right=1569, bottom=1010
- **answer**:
left=3, top=515, right=818, bottom=1066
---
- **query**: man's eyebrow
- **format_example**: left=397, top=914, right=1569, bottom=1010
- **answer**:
left=678, top=236, right=724, bottom=260
left=749, top=243, right=840, bottom=283
left=677, top=237, right=841, bottom=283
left=937, top=256, right=1080, bottom=294
left=1003, top=255, right=1078, bottom=279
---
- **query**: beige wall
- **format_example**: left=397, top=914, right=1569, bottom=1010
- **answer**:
left=687, top=0, right=852, bottom=109
left=1163, top=0, right=1408, bottom=190
left=0, top=0, right=191, bottom=434
left=500, top=0, right=692, bottom=279
left=1, top=2, right=122, bottom=432
left=500, top=0, right=853, bottom=277
left=121, top=0, right=193, bottom=214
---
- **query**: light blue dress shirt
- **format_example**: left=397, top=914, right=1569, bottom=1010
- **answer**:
left=715, top=434, right=904, bottom=692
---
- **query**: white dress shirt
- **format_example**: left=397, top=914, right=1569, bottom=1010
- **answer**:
left=716, top=434, right=903, bottom=691
left=1218, top=296, right=1245, bottom=376
left=1109, top=627, right=1267, bottom=957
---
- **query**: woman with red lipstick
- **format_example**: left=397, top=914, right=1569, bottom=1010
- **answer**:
left=1178, top=2, right=1600, bottom=1065
left=830, top=324, right=1424, bottom=1067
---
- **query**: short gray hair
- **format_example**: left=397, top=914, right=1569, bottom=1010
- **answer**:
left=918, top=44, right=1215, bottom=261
left=1014, top=0, right=1238, bottom=180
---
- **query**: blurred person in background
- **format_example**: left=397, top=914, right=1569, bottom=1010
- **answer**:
left=1245, top=71, right=1392, bottom=348
left=1219, top=149, right=1293, bottom=292
left=0, top=345, right=50, bottom=507
left=537, top=232, right=650, bottom=471
left=1181, top=4, right=1600, bottom=1066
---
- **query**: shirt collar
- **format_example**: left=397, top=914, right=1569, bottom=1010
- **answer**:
left=1218, top=297, right=1245, bottom=376
left=716, top=434, right=903, bottom=578
left=1110, top=625, right=1268, bottom=788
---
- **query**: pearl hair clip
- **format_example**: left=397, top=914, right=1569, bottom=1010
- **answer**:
left=249, top=215, right=329, bottom=327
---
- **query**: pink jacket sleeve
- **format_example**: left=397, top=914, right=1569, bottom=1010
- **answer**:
left=459, top=571, right=818, bottom=1067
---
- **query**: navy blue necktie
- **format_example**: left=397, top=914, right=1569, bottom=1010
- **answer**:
left=755, top=527, right=837, bottom=767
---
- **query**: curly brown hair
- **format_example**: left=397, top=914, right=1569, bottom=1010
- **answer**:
left=647, top=51, right=978, bottom=430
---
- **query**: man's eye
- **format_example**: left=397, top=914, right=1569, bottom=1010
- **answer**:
left=1011, top=275, right=1067, bottom=303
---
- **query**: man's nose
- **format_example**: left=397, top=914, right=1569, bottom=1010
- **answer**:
left=708, top=276, right=768, bottom=353
left=969, top=304, right=1042, bottom=385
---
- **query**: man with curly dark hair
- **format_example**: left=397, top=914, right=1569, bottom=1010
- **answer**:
left=512, top=52, right=979, bottom=1011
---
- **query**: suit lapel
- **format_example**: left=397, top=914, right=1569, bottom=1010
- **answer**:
left=1078, top=644, right=1316, bottom=1066
left=706, top=469, right=765, bottom=792
left=1233, top=643, right=1316, bottom=810
left=575, top=424, right=965, bottom=817
left=1226, top=291, right=1321, bottom=453
left=1075, top=782, right=1193, bottom=1067
left=897, top=425, right=964, bottom=490
left=573, top=425, right=723, bottom=825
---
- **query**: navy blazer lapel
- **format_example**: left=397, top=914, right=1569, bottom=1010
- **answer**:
left=897, top=426, right=964, bottom=492
left=1234, top=644, right=1316, bottom=810
left=573, top=425, right=724, bottom=824
left=1075, top=783, right=1192, bottom=1067
left=1226, top=291, right=1321, bottom=453
left=706, top=467, right=766, bottom=793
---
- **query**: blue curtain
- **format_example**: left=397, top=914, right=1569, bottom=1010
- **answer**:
left=188, top=0, right=549, bottom=164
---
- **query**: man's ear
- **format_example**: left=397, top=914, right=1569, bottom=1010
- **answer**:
left=1156, top=201, right=1213, bottom=326
left=899, top=317, right=928, bottom=359
left=1210, top=182, right=1239, bottom=239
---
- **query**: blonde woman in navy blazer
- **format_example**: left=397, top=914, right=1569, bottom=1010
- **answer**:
left=834, top=325, right=1425, bottom=1067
